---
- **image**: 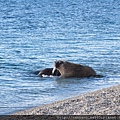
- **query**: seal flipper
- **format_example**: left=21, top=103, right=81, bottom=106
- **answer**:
left=38, top=71, right=44, bottom=77
left=93, top=74, right=104, bottom=78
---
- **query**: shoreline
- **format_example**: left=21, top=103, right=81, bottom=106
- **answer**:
left=13, top=84, right=120, bottom=115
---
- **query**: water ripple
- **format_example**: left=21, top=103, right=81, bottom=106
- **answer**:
left=0, top=0, right=120, bottom=115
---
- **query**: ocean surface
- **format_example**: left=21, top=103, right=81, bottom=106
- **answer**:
left=0, top=0, right=120, bottom=115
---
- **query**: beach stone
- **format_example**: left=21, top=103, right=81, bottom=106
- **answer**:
left=13, top=84, right=120, bottom=115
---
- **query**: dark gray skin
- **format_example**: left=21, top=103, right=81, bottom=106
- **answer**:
left=53, top=60, right=102, bottom=78
left=38, top=68, right=61, bottom=77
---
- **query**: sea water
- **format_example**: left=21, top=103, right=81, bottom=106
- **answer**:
left=0, top=0, right=120, bottom=114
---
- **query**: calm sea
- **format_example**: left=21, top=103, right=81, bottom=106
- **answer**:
left=0, top=0, right=120, bottom=115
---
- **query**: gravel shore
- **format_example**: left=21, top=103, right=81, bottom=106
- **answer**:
left=14, top=84, right=120, bottom=115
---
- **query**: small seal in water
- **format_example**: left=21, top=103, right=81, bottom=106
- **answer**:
left=38, top=68, right=61, bottom=77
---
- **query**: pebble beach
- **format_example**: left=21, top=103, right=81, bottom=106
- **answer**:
left=13, top=84, right=120, bottom=115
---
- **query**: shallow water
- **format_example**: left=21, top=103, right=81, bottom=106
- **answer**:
left=0, top=0, right=120, bottom=115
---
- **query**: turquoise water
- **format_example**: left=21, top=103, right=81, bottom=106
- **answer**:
left=0, top=0, right=120, bottom=114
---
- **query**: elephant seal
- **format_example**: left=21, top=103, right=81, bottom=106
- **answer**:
left=38, top=68, right=61, bottom=77
left=52, top=60, right=97, bottom=78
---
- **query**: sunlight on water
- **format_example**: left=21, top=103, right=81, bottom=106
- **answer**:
left=0, top=0, right=120, bottom=115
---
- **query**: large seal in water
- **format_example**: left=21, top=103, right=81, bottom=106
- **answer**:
left=52, top=60, right=97, bottom=78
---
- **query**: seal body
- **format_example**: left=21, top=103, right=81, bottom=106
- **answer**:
left=39, top=68, right=61, bottom=77
left=53, top=60, right=96, bottom=78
